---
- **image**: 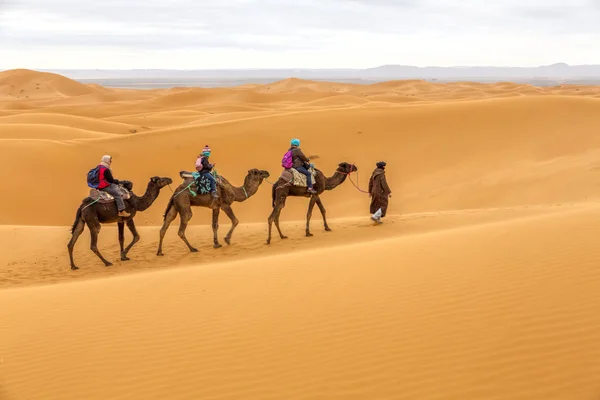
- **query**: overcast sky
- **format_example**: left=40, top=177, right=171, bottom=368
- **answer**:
left=1, top=0, right=600, bottom=69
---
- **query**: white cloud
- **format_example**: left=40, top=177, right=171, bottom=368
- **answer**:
left=1, top=0, right=600, bottom=68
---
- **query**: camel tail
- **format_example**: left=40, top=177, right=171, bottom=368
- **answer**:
left=70, top=198, right=91, bottom=233
left=163, top=196, right=175, bottom=220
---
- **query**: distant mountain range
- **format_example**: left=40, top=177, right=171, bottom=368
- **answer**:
left=31, top=63, right=600, bottom=81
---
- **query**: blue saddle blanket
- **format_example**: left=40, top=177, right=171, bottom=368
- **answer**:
left=192, top=172, right=213, bottom=195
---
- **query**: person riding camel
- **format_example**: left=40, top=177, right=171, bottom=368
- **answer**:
left=195, top=145, right=219, bottom=199
left=96, top=155, right=130, bottom=217
left=289, top=138, right=317, bottom=194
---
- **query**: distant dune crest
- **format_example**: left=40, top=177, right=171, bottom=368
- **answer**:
left=4, top=62, right=599, bottom=82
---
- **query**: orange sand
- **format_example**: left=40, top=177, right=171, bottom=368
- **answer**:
left=2, top=69, right=600, bottom=399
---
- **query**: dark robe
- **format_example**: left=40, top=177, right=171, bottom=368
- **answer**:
left=368, top=168, right=392, bottom=217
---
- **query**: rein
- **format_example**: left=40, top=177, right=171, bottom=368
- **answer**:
left=341, top=163, right=370, bottom=195
left=173, top=181, right=197, bottom=198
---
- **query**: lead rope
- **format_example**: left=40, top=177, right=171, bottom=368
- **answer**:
left=343, top=163, right=370, bottom=195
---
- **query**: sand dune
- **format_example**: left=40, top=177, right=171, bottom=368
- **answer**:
left=0, top=112, right=143, bottom=134
left=0, top=69, right=99, bottom=99
left=2, top=204, right=600, bottom=399
left=2, top=69, right=600, bottom=399
left=0, top=124, right=112, bottom=140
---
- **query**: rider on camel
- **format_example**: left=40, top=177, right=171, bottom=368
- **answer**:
left=195, top=145, right=219, bottom=199
left=289, top=138, right=317, bottom=194
left=97, top=155, right=130, bottom=217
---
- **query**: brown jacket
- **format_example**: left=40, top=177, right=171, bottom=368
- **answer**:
left=291, top=147, right=310, bottom=168
left=369, top=168, right=391, bottom=196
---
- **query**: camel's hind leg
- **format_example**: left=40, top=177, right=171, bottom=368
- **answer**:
left=67, top=219, right=85, bottom=270
left=157, top=204, right=178, bottom=256
left=86, top=219, right=112, bottom=267
left=178, top=208, right=198, bottom=253
left=122, top=219, right=140, bottom=259
left=267, top=202, right=287, bottom=244
left=267, top=187, right=288, bottom=245
left=305, top=196, right=318, bottom=237
left=274, top=207, right=286, bottom=240
left=118, top=221, right=128, bottom=261
left=212, top=208, right=222, bottom=249
left=221, top=204, right=238, bottom=245
left=316, top=197, right=331, bottom=231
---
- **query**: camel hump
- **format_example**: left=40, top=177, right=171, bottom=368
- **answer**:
left=89, top=185, right=131, bottom=204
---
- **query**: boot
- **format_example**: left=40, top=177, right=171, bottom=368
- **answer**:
left=211, top=191, right=219, bottom=199
left=118, top=210, right=131, bottom=217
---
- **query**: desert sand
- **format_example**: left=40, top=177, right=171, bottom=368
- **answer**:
left=2, top=68, right=600, bottom=399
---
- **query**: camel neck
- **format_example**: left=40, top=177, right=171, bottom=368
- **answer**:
left=135, top=183, right=160, bottom=211
left=325, top=171, right=348, bottom=190
left=232, top=177, right=260, bottom=202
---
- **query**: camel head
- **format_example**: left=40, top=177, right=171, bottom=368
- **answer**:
left=337, top=162, right=358, bottom=174
left=247, top=168, right=270, bottom=182
left=149, top=176, right=173, bottom=189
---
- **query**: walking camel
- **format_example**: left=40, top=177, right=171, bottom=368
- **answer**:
left=157, top=168, right=270, bottom=255
left=68, top=176, right=173, bottom=270
left=267, top=162, right=358, bottom=244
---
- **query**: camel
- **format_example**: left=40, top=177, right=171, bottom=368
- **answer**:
left=68, top=176, right=173, bottom=270
left=156, top=168, right=270, bottom=255
left=267, top=162, right=358, bottom=244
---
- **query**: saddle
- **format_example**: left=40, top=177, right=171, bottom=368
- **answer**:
left=89, top=184, right=132, bottom=204
left=279, top=166, right=317, bottom=188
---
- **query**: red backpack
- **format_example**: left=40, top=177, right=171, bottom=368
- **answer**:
left=282, top=150, right=293, bottom=169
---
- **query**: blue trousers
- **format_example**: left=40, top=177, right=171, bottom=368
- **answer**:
left=201, top=172, right=216, bottom=192
left=295, top=166, right=313, bottom=188
left=101, top=183, right=126, bottom=211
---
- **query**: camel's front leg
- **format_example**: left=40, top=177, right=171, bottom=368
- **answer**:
left=316, top=197, right=331, bottom=231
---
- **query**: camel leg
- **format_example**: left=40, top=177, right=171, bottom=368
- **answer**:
left=267, top=202, right=287, bottom=244
left=178, top=208, right=198, bottom=253
left=86, top=219, right=112, bottom=267
left=67, top=218, right=85, bottom=270
left=221, top=204, right=238, bottom=245
left=274, top=205, right=287, bottom=240
left=118, top=221, right=128, bottom=261
left=212, top=208, right=222, bottom=249
left=316, top=197, right=332, bottom=231
left=305, top=196, right=318, bottom=237
left=267, top=207, right=276, bottom=245
left=157, top=204, right=178, bottom=256
left=122, top=219, right=140, bottom=258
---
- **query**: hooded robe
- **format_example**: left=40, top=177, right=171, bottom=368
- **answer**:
left=368, top=167, right=392, bottom=217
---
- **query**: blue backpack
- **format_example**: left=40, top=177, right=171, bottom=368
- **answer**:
left=87, top=166, right=101, bottom=188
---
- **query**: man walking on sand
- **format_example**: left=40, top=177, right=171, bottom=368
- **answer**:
left=368, top=161, right=392, bottom=224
